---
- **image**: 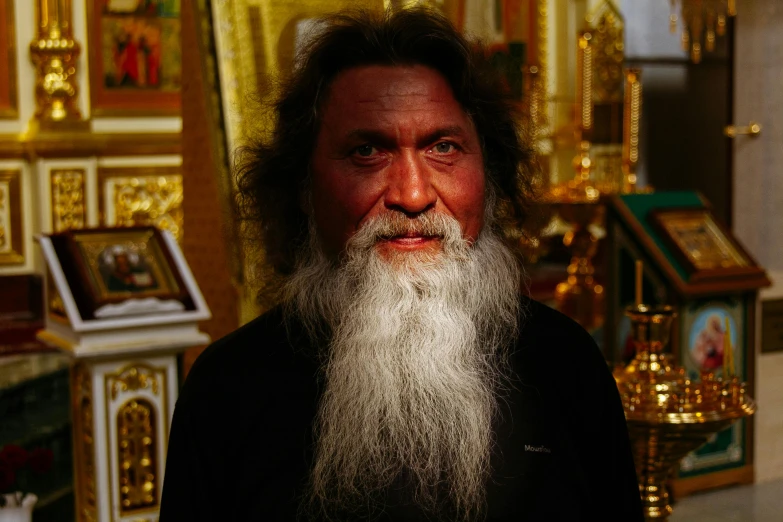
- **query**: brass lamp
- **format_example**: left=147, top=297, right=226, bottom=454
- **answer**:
left=614, top=262, right=755, bottom=521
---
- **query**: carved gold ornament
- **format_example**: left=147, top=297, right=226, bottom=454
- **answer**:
left=72, top=363, right=98, bottom=522
left=105, top=363, right=167, bottom=517
left=109, top=365, right=161, bottom=401
left=114, top=176, right=183, bottom=240
left=99, top=167, right=183, bottom=241
left=117, top=398, right=158, bottom=513
left=51, top=168, right=86, bottom=231
left=29, top=0, right=84, bottom=126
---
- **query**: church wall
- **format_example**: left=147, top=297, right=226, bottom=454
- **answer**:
left=733, top=0, right=783, bottom=484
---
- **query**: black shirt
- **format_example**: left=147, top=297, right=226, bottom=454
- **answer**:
left=160, top=298, right=643, bottom=521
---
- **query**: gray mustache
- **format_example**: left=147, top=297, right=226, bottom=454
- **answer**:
left=351, top=212, right=463, bottom=246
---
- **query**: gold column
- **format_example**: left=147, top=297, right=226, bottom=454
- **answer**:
left=29, top=0, right=85, bottom=128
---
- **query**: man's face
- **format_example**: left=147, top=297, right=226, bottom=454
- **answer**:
left=309, top=64, right=486, bottom=260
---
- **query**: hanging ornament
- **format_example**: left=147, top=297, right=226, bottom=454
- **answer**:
left=669, top=0, right=736, bottom=63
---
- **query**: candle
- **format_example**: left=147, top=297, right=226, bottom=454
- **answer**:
left=635, top=260, right=643, bottom=307
left=724, top=316, right=734, bottom=377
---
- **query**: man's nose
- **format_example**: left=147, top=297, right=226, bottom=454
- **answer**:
left=384, top=153, right=437, bottom=215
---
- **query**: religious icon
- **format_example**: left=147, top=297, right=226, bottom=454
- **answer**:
left=648, top=207, right=764, bottom=283
left=105, top=18, right=164, bottom=89
left=72, top=228, right=177, bottom=302
left=687, top=306, right=737, bottom=373
left=43, top=226, right=199, bottom=321
left=89, top=0, right=181, bottom=114
left=97, top=244, right=160, bottom=293
left=43, top=226, right=192, bottom=320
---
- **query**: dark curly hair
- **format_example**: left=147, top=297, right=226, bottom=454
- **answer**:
left=235, top=7, right=538, bottom=300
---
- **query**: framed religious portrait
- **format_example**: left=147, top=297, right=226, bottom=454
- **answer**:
left=648, top=207, right=764, bottom=283
left=48, top=226, right=194, bottom=320
left=0, top=0, right=18, bottom=118
left=87, top=0, right=181, bottom=116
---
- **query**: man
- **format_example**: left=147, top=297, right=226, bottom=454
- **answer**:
left=160, top=8, right=642, bottom=521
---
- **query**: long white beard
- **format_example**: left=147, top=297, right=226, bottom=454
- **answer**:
left=284, top=211, right=522, bottom=520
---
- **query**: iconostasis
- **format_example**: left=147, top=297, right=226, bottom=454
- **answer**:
left=0, top=0, right=183, bottom=303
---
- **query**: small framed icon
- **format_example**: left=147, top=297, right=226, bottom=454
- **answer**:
left=648, top=207, right=763, bottom=283
left=48, top=226, right=193, bottom=319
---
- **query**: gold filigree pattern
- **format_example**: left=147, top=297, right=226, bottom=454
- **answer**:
left=101, top=172, right=183, bottom=241
left=51, top=169, right=86, bottom=231
left=109, top=365, right=161, bottom=401
left=588, top=1, right=625, bottom=103
left=117, top=399, right=158, bottom=513
left=72, top=363, right=98, bottom=522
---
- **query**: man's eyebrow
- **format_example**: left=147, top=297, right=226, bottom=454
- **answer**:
left=345, top=129, right=396, bottom=147
left=344, top=125, right=469, bottom=146
left=419, top=125, right=469, bottom=146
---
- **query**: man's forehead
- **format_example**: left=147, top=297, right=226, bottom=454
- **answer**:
left=320, top=64, right=474, bottom=132
left=326, top=65, right=459, bottom=105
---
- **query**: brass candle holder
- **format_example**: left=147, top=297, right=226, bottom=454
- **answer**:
left=544, top=177, right=604, bottom=331
left=542, top=15, right=643, bottom=331
left=614, top=263, right=755, bottom=520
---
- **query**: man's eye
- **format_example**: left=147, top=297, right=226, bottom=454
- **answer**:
left=433, top=142, right=456, bottom=154
left=355, top=145, right=376, bottom=157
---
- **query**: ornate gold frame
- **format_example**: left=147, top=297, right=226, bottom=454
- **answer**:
left=0, top=0, right=18, bottom=118
left=73, top=229, right=179, bottom=301
left=104, top=363, right=169, bottom=517
left=648, top=207, right=765, bottom=283
left=0, top=169, right=23, bottom=265
left=85, top=0, right=181, bottom=116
